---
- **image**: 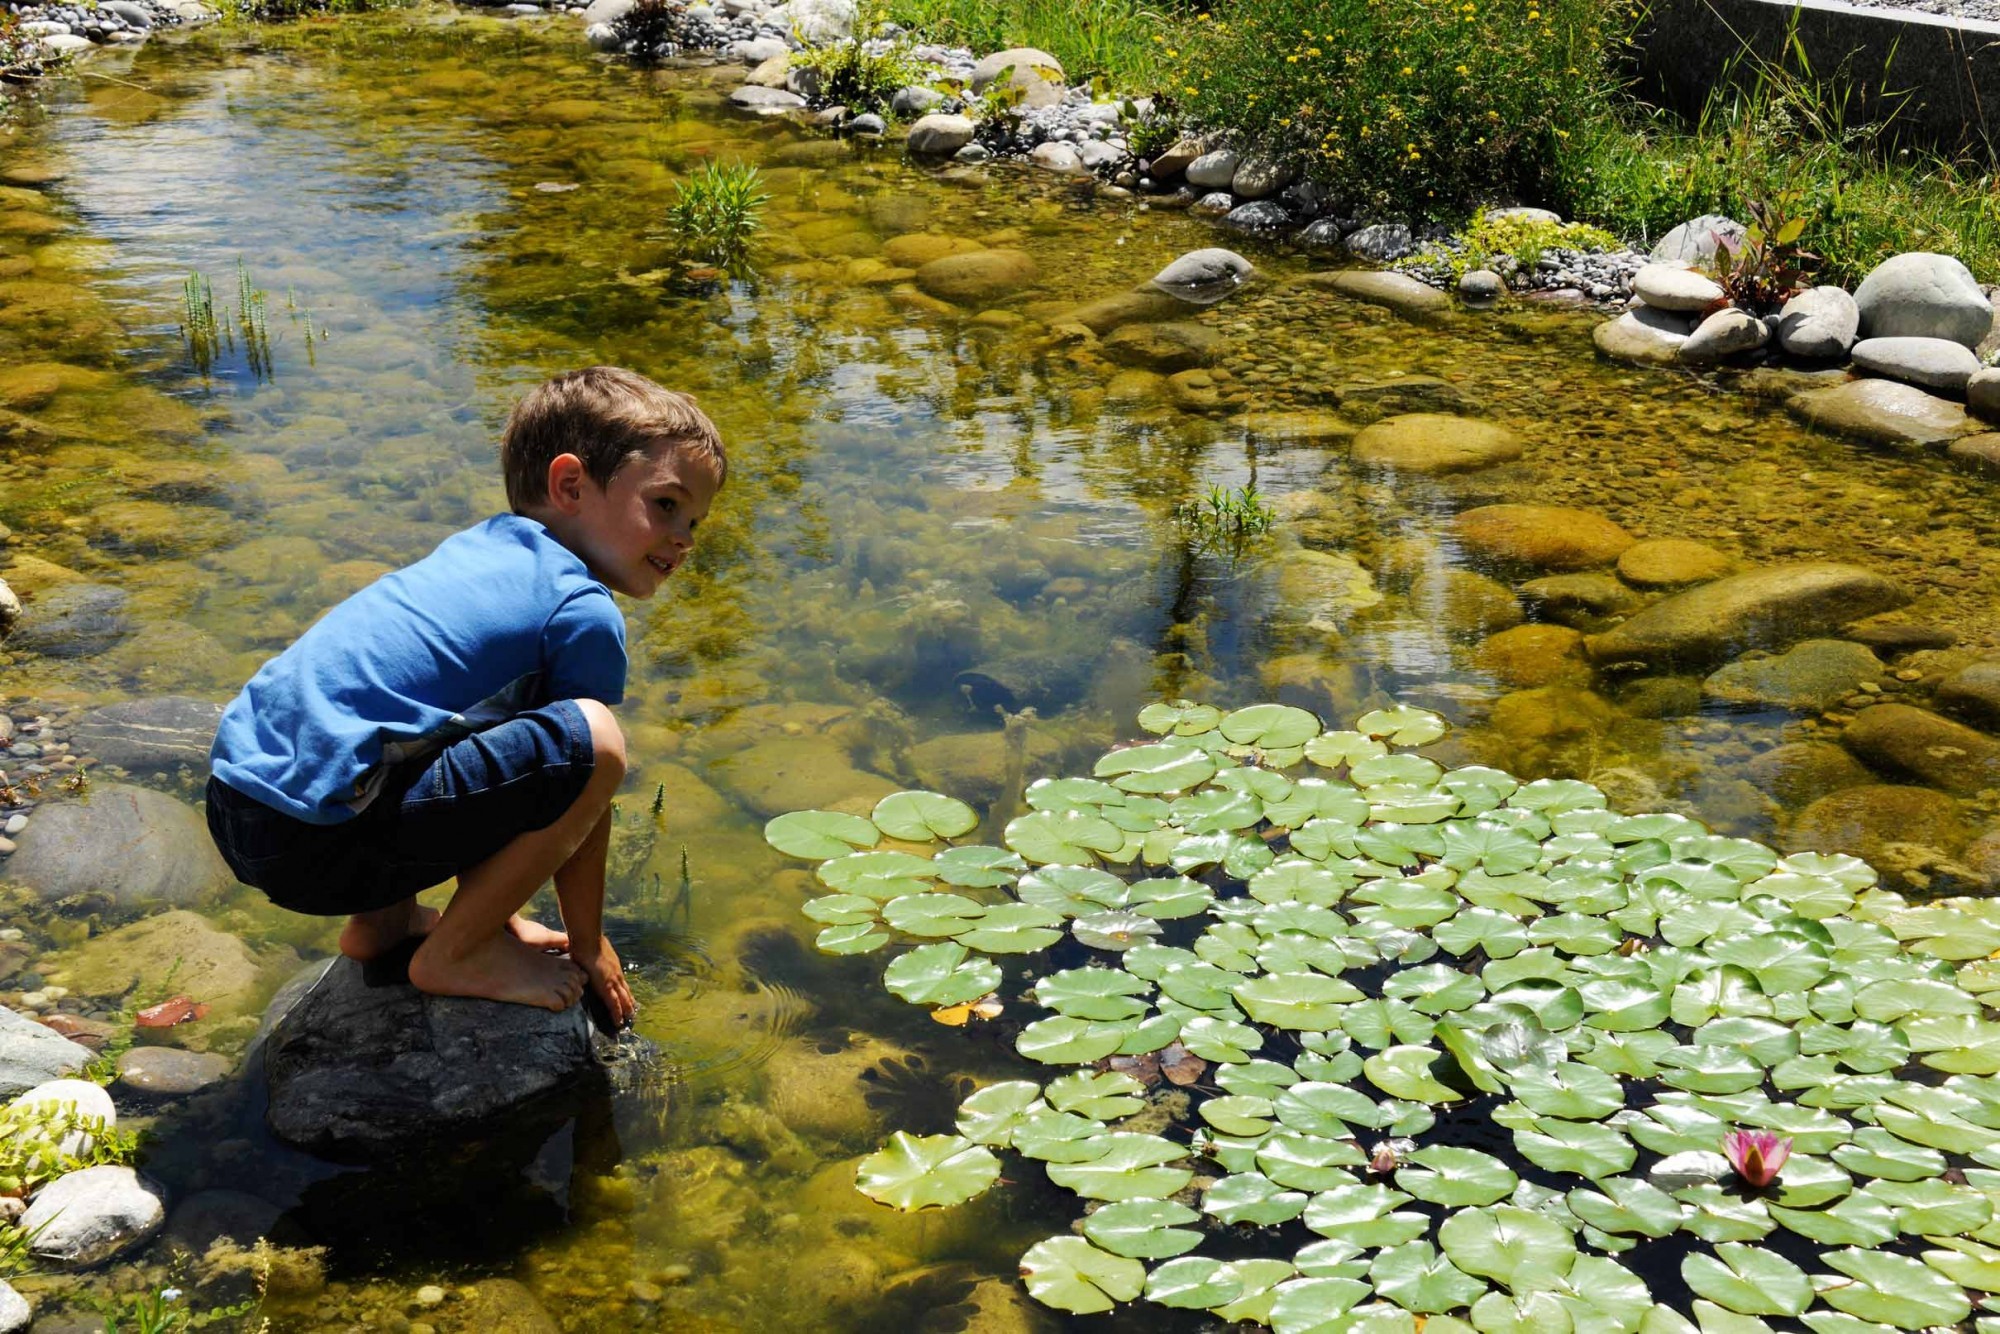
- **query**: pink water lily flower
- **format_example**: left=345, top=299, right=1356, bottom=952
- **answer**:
left=1722, top=1129, right=1792, bottom=1187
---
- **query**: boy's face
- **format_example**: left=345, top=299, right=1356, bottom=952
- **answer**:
left=563, top=440, right=723, bottom=598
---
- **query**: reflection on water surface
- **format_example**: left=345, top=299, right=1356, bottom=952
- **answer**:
left=0, top=9, right=1997, bottom=1329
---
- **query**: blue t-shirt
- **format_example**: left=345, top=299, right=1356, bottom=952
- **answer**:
left=211, top=513, right=627, bottom=825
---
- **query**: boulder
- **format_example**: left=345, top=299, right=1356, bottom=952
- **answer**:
left=22, top=1166, right=165, bottom=1267
left=1854, top=252, right=1992, bottom=347
left=1841, top=702, right=2000, bottom=796
left=1616, top=538, right=1736, bottom=589
left=1453, top=504, right=1634, bottom=572
left=1786, top=378, right=1971, bottom=448
left=1969, top=368, right=2000, bottom=423
left=1184, top=150, right=1239, bottom=190
left=1632, top=264, right=1724, bottom=312
left=1222, top=201, right=1293, bottom=238
left=1473, top=624, right=1590, bottom=689
left=1344, top=223, right=1414, bottom=262
left=583, top=22, right=618, bottom=49
left=1949, top=433, right=2000, bottom=477
left=70, top=695, right=223, bottom=772
left=1776, top=286, right=1859, bottom=359
left=1788, top=784, right=1966, bottom=860
left=1027, top=142, right=1082, bottom=174
left=1519, top=572, right=1641, bottom=627
left=1350, top=414, right=1524, bottom=475
left=1231, top=155, right=1295, bottom=200
left=1295, top=217, right=1347, bottom=255
left=1678, top=307, right=1767, bottom=363
left=263, top=957, right=646, bottom=1158
left=1701, top=639, right=1882, bottom=713
left=1937, top=661, right=2000, bottom=732
left=1414, top=569, right=1524, bottom=641
left=0, top=1281, right=24, bottom=1334
left=1592, top=307, right=1692, bottom=366
left=907, top=729, right=1064, bottom=807
left=726, top=86, right=807, bottom=114
left=0, top=1011, right=91, bottom=1099
left=1149, top=248, right=1253, bottom=306
left=905, top=113, right=974, bottom=155
left=8, top=785, right=230, bottom=911
left=882, top=233, right=980, bottom=268
left=43, top=910, right=293, bottom=1046
left=115, top=1047, right=231, bottom=1097
left=913, top=250, right=1039, bottom=305
left=968, top=47, right=1065, bottom=109
left=1101, top=322, right=1223, bottom=371
left=765, top=0, right=853, bottom=42
left=889, top=85, right=944, bottom=117
left=1310, top=270, right=1451, bottom=323
left=1458, top=270, right=1504, bottom=306
left=1849, top=336, right=1982, bottom=395
left=1189, top=191, right=1234, bottom=218
left=1583, top=563, right=1908, bottom=670
left=7, top=582, right=128, bottom=658
left=11, top=1078, right=114, bottom=1150
left=1650, top=214, right=1744, bottom=267
left=1061, top=288, right=1185, bottom=333
left=579, top=0, right=631, bottom=22
left=1746, top=741, right=1873, bottom=808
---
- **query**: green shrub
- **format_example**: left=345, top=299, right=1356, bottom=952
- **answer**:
left=887, top=0, right=1170, bottom=88
left=791, top=0, right=929, bottom=114
left=1175, top=0, right=1629, bottom=213
left=666, top=161, right=769, bottom=265
left=1401, top=208, right=1620, bottom=283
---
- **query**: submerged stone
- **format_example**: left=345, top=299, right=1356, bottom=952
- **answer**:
left=1350, top=414, right=1523, bottom=475
left=1702, top=639, right=1883, bottom=713
left=1746, top=741, right=1873, bottom=808
left=0, top=1008, right=92, bottom=1098
left=1473, top=624, right=1590, bottom=689
left=1788, top=783, right=1966, bottom=859
left=1101, top=321, right=1223, bottom=371
left=1060, top=288, right=1184, bottom=334
left=1150, top=247, right=1253, bottom=305
left=913, top=250, right=1039, bottom=305
left=1937, top=661, right=2000, bottom=731
left=71, top=696, right=223, bottom=772
left=1299, top=269, right=1451, bottom=323
left=708, top=735, right=899, bottom=819
left=1583, top=563, right=1908, bottom=670
left=7, top=582, right=128, bottom=658
left=1788, top=377, right=1971, bottom=448
left=8, top=787, right=231, bottom=914
left=22, top=1165, right=165, bottom=1267
left=1841, top=702, right=2000, bottom=796
left=1615, top=538, right=1736, bottom=589
left=908, top=729, right=1064, bottom=807
left=1453, top=504, right=1634, bottom=572
left=1517, top=573, right=1643, bottom=628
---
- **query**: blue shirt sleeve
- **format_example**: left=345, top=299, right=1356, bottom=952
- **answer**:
left=542, top=587, right=628, bottom=705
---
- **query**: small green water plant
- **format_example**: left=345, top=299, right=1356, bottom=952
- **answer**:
left=790, top=0, right=927, bottom=115
left=1174, top=484, right=1275, bottom=558
left=178, top=262, right=276, bottom=383
left=180, top=272, right=221, bottom=378
left=1708, top=191, right=1818, bottom=312
left=0, top=1099, right=138, bottom=1199
left=1406, top=209, right=1620, bottom=286
left=770, top=700, right=2000, bottom=1326
left=665, top=161, right=768, bottom=267
left=234, top=261, right=271, bottom=381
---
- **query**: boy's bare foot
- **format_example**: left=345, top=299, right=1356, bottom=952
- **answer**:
left=507, top=915, right=569, bottom=952
left=340, top=900, right=442, bottom=961
left=408, top=931, right=586, bottom=1012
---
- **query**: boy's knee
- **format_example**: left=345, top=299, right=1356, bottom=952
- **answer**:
left=573, top=699, right=626, bottom=780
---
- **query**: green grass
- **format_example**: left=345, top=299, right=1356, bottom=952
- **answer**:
left=886, top=0, right=1173, bottom=89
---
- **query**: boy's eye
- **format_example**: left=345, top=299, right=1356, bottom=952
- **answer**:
left=656, top=497, right=678, bottom=515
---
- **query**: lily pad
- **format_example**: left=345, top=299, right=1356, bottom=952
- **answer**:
left=1398, top=1147, right=1518, bottom=1208
left=1438, top=1204, right=1577, bottom=1290
left=855, top=1132, right=1000, bottom=1210
left=1815, top=1248, right=1971, bottom=1328
left=1082, top=1198, right=1205, bottom=1259
left=872, top=790, right=978, bottom=842
left=764, top=809, right=879, bottom=860
left=1683, top=1244, right=1811, bottom=1317
left=883, top=941, right=1003, bottom=1005
left=1018, top=1236, right=1146, bottom=1314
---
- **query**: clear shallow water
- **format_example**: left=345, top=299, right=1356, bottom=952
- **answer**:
left=0, top=10, right=1998, bottom=1330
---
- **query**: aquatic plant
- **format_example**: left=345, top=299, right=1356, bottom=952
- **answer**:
left=180, top=273, right=221, bottom=379
left=177, top=263, right=277, bottom=383
left=1173, top=483, right=1275, bottom=558
left=665, top=161, right=768, bottom=266
left=1402, top=209, right=1621, bottom=287
left=769, top=700, right=2000, bottom=1326
left=1708, top=191, right=1818, bottom=312
left=0, top=1100, right=138, bottom=1199
left=235, top=261, right=271, bottom=381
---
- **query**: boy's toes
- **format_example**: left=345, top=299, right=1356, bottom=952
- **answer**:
left=508, top=915, right=569, bottom=952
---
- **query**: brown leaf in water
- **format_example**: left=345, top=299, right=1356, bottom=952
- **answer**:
left=135, top=995, right=208, bottom=1028
left=1106, top=1051, right=1160, bottom=1086
left=1159, top=1041, right=1206, bottom=1086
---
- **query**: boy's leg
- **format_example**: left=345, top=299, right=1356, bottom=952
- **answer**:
left=554, top=806, right=637, bottom=1027
left=338, top=901, right=563, bottom=962
left=408, top=700, right=626, bottom=1011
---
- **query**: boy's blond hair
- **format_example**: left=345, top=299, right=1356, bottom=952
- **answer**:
left=501, top=366, right=726, bottom=512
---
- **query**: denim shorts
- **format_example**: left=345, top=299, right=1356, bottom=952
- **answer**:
left=205, top=700, right=596, bottom=917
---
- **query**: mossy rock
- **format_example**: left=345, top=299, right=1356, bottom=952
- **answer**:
left=1703, top=639, right=1883, bottom=714
left=85, top=499, right=234, bottom=559
left=908, top=729, right=1064, bottom=808
left=42, top=910, right=297, bottom=1052
left=1101, top=321, right=1223, bottom=372
left=1454, top=504, right=1634, bottom=572
left=707, top=734, right=898, bottom=820
left=914, top=250, right=1041, bottom=306
left=1473, top=623, right=1590, bottom=689
left=883, top=234, right=983, bottom=268
left=1350, top=414, right=1523, bottom=474
left=1787, top=782, right=1967, bottom=859
left=1413, top=568, right=1523, bottom=641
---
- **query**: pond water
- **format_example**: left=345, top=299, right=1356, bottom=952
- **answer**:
left=1, top=9, right=1999, bottom=1331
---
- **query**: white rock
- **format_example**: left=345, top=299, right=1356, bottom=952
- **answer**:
left=0, top=1279, right=26, bottom=1334
left=1678, top=307, right=1768, bottom=363
left=583, top=21, right=617, bottom=49
left=1184, top=150, right=1239, bottom=190
left=1969, top=367, right=2000, bottom=423
left=905, top=113, right=974, bottom=155
left=1592, top=306, right=1693, bottom=366
left=1850, top=336, right=1983, bottom=395
left=1229, top=154, right=1295, bottom=200
left=765, top=0, right=854, bottom=44
left=0, top=1008, right=90, bottom=1098
left=1632, top=263, right=1724, bottom=312
left=1028, top=142, right=1082, bottom=174
left=1854, top=252, right=1993, bottom=348
left=726, top=85, right=806, bottom=114
left=22, top=1166, right=165, bottom=1267
left=1775, top=285, right=1860, bottom=359
left=1485, top=206, right=1562, bottom=226
left=38, top=34, right=94, bottom=54
left=173, top=1, right=217, bottom=18
left=18, top=20, right=68, bottom=36
left=727, top=35, right=787, bottom=61
left=11, top=1079, right=114, bottom=1158
left=0, top=581, right=16, bottom=640
left=1075, top=140, right=1121, bottom=170
left=968, top=47, right=1064, bottom=108
left=1651, top=214, right=1744, bottom=267
left=1150, top=248, right=1254, bottom=304
left=578, top=0, right=630, bottom=21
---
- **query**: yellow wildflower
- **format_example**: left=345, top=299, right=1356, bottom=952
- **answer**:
left=1455, top=64, right=1468, bottom=74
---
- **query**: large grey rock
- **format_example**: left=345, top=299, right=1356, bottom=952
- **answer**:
left=579, top=0, right=631, bottom=23
left=1185, top=150, right=1239, bottom=190
left=0, top=1011, right=92, bottom=1099
left=1968, top=368, right=2000, bottom=423
left=1854, top=252, right=1992, bottom=347
left=1345, top=223, right=1415, bottom=262
left=1678, top=307, right=1767, bottom=363
left=1651, top=214, right=1744, bottom=266
left=968, top=47, right=1064, bottom=109
left=7, top=583, right=128, bottom=658
left=263, top=957, right=647, bottom=1158
left=905, top=112, right=974, bottom=155
left=7, top=782, right=230, bottom=910
left=116, top=1047, right=231, bottom=1097
left=1788, top=378, right=1971, bottom=448
left=22, top=1166, right=165, bottom=1267
left=1458, top=270, right=1503, bottom=305
left=1230, top=155, right=1295, bottom=200
left=889, top=85, right=943, bottom=116
left=1632, top=264, right=1724, bottom=312
left=1221, top=201, right=1292, bottom=237
left=1189, top=192, right=1234, bottom=218
left=104, top=0, right=152, bottom=26
left=1850, top=336, right=1982, bottom=395
left=1295, top=217, right=1347, bottom=255
left=727, top=35, right=787, bottom=60
left=726, top=85, right=806, bottom=114
left=1776, top=286, right=1860, bottom=359
left=1584, top=563, right=1909, bottom=670
left=765, top=0, right=853, bottom=42
left=1028, top=142, right=1082, bottom=174
left=583, top=22, right=617, bottom=49
left=1842, top=702, right=2000, bottom=796
left=71, top=696, right=222, bottom=772
left=1702, top=639, right=1883, bottom=713
left=1592, top=307, right=1691, bottom=366
left=1150, top=248, right=1252, bottom=306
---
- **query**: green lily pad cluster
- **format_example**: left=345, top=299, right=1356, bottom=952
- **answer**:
left=767, top=702, right=2000, bottom=1332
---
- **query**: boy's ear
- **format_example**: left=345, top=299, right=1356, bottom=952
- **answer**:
left=544, top=453, right=588, bottom=513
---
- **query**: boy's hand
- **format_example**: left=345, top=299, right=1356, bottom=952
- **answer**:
left=575, top=937, right=636, bottom=1030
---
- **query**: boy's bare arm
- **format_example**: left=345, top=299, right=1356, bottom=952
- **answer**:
left=553, top=807, right=637, bottom=1027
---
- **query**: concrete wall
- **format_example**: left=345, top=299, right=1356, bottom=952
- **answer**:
left=1635, top=0, right=2000, bottom=155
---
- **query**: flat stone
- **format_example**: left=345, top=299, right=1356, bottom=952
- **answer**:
left=1632, top=264, right=1724, bottom=312
left=116, top=1047, right=231, bottom=1097
left=1519, top=573, right=1642, bottom=628
left=1854, top=251, right=1992, bottom=347
left=1789, top=784, right=1966, bottom=861
left=743, top=53, right=790, bottom=87
left=1149, top=248, right=1253, bottom=306
left=1310, top=270, right=1451, bottom=324
left=1592, top=307, right=1692, bottom=366
left=1841, top=613, right=1956, bottom=654
left=1787, top=378, right=1971, bottom=448
left=1584, top=562, right=1909, bottom=670
left=22, top=1166, right=165, bottom=1267
left=1948, top=432, right=2000, bottom=477
left=1147, top=136, right=1204, bottom=179
left=1453, top=504, right=1634, bottom=572
left=70, top=696, right=222, bottom=771
left=1746, top=741, right=1873, bottom=808
left=1850, top=336, right=1981, bottom=395
left=1938, top=661, right=2000, bottom=732
left=1843, top=702, right=2000, bottom=795
left=1678, top=307, right=1767, bottom=363
left=725, top=85, right=806, bottom=114
left=1616, top=538, right=1736, bottom=589
left=1776, top=286, right=1859, bottom=359
left=1350, top=414, right=1523, bottom=475
left=913, top=249, right=1038, bottom=305
left=968, top=47, right=1064, bottom=109
left=1344, top=223, right=1414, bottom=262
left=7, top=582, right=128, bottom=658
left=1101, top=322, right=1223, bottom=372
left=1027, top=142, right=1082, bottom=174
left=1058, top=288, right=1184, bottom=335
left=1702, top=639, right=1883, bottom=713
left=0, top=1010, right=91, bottom=1099
left=881, top=233, right=980, bottom=267
left=1331, top=376, right=1471, bottom=416
left=8, top=786, right=230, bottom=912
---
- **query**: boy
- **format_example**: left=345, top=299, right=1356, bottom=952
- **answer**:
left=205, top=367, right=725, bottom=1025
